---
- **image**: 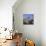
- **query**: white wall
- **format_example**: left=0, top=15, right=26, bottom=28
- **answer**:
left=41, top=0, right=46, bottom=46
left=13, top=0, right=41, bottom=46
left=0, top=0, right=16, bottom=30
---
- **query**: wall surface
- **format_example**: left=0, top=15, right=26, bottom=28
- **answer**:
left=41, top=0, right=46, bottom=46
left=13, top=0, right=41, bottom=46
left=0, top=0, right=16, bottom=30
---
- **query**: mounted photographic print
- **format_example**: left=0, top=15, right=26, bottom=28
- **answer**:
left=23, top=14, right=34, bottom=25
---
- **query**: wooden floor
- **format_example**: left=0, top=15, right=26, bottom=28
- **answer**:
left=0, top=39, right=16, bottom=46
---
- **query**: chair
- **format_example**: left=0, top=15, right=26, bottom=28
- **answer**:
left=14, top=33, right=23, bottom=46
left=25, top=40, right=35, bottom=46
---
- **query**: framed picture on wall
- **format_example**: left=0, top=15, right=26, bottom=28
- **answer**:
left=23, top=14, right=34, bottom=25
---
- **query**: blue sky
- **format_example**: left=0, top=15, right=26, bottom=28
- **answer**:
left=23, top=14, right=33, bottom=20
